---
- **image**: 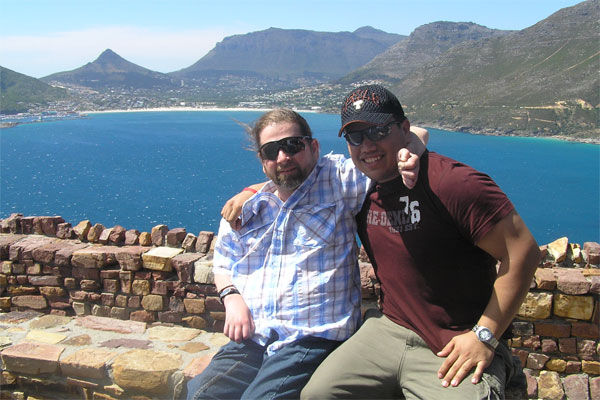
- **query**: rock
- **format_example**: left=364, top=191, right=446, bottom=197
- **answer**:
left=166, top=228, right=187, bottom=248
left=112, top=349, right=181, bottom=394
left=518, top=292, right=552, bottom=319
left=125, top=229, right=140, bottom=245
left=553, top=294, right=594, bottom=320
left=151, top=225, right=169, bottom=246
left=537, top=370, right=564, bottom=400
left=108, top=225, right=126, bottom=244
left=60, top=348, right=116, bottom=379
left=0, top=342, right=64, bottom=374
left=73, top=220, right=92, bottom=241
left=142, top=246, right=183, bottom=271
left=547, top=237, right=569, bottom=263
left=195, top=231, right=214, bottom=253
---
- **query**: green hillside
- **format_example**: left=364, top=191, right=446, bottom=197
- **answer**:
left=0, top=66, right=70, bottom=114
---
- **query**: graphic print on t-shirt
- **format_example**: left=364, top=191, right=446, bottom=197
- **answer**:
left=365, top=195, right=421, bottom=234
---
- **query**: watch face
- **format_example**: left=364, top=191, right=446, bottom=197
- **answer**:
left=480, top=329, right=492, bottom=341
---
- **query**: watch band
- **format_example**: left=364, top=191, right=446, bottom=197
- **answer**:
left=218, top=286, right=240, bottom=304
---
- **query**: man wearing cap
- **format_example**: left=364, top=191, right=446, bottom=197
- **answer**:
left=186, top=108, right=426, bottom=400
left=301, top=85, right=540, bottom=399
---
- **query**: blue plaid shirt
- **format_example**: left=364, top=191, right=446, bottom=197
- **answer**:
left=213, top=153, right=370, bottom=354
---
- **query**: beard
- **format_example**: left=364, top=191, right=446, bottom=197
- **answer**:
left=269, top=162, right=310, bottom=191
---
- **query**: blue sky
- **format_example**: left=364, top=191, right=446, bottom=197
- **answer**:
left=0, top=0, right=584, bottom=78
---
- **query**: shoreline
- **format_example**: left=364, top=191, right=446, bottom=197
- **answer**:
left=2, top=107, right=598, bottom=144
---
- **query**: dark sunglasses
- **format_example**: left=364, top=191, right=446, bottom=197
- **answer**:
left=343, top=121, right=399, bottom=146
left=259, top=136, right=313, bottom=161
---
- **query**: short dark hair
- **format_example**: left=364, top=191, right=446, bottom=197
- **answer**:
left=246, top=109, right=312, bottom=150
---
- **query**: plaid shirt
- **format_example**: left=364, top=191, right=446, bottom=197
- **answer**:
left=213, top=153, right=370, bottom=354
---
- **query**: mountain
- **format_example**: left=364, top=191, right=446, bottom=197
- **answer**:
left=340, top=22, right=511, bottom=83
left=0, top=66, right=70, bottom=114
left=41, top=49, right=177, bottom=89
left=393, top=0, right=599, bottom=136
left=171, top=27, right=405, bottom=86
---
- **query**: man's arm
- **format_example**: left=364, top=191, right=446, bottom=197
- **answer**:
left=436, top=210, right=540, bottom=387
left=398, top=127, right=429, bottom=189
left=214, top=273, right=255, bottom=343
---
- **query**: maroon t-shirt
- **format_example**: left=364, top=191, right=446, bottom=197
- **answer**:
left=357, top=151, right=514, bottom=353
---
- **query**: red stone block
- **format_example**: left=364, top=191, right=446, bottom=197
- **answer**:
left=565, top=360, right=582, bottom=373
left=115, top=295, right=128, bottom=308
left=32, top=242, right=66, bottom=264
left=158, top=311, right=183, bottom=323
left=52, top=266, right=72, bottom=277
left=151, top=271, right=172, bottom=280
left=115, top=246, right=149, bottom=271
left=205, top=296, right=224, bottom=312
left=100, top=269, right=120, bottom=280
left=72, top=267, right=100, bottom=280
left=151, top=225, right=168, bottom=246
left=130, top=310, right=155, bottom=323
left=522, top=335, right=541, bottom=350
left=534, top=321, right=571, bottom=338
left=556, top=269, right=591, bottom=294
left=134, top=271, right=152, bottom=280
left=562, top=374, right=590, bottom=400
left=11, top=295, right=47, bottom=310
left=48, top=298, right=71, bottom=309
left=88, top=293, right=102, bottom=302
left=103, top=279, right=120, bottom=293
left=1, top=342, right=64, bottom=374
left=590, top=376, right=600, bottom=400
left=101, top=293, right=115, bottom=306
left=195, top=231, right=214, bottom=253
left=172, top=253, right=202, bottom=283
left=213, top=319, right=225, bottom=332
left=108, top=225, right=126, bottom=245
left=571, top=321, right=600, bottom=339
left=559, top=337, right=577, bottom=354
left=16, top=275, right=29, bottom=284
left=526, top=352, right=549, bottom=369
left=583, top=242, right=600, bottom=264
left=541, top=338, right=558, bottom=353
left=1, top=213, right=23, bottom=233
left=127, top=296, right=141, bottom=308
left=54, top=242, right=89, bottom=266
left=69, top=290, right=89, bottom=301
left=166, top=228, right=187, bottom=247
left=151, top=280, right=168, bottom=295
left=577, top=339, right=597, bottom=360
left=56, top=223, right=74, bottom=239
left=26, top=264, right=41, bottom=275
left=125, top=229, right=140, bottom=245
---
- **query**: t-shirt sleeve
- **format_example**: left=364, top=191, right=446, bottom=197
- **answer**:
left=331, top=154, right=371, bottom=214
left=434, top=160, right=514, bottom=244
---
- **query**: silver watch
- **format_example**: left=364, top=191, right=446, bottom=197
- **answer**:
left=472, top=325, right=499, bottom=349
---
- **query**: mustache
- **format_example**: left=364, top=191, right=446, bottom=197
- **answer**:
left=276, top=161, right=299, bottom=172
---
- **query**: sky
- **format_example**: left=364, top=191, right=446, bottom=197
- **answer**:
left=0, top=0, right=585, bottom=78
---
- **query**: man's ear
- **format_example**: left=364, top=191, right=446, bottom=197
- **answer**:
left=310, top=138, right=320, bottom=154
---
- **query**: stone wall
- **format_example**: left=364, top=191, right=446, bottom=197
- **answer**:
left=0, top=214, right=221, bottom=330
left=0, top=213, right=599, bottom=399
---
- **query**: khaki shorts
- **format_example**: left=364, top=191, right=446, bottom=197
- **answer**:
left=302, top=310, right=516, bottom=400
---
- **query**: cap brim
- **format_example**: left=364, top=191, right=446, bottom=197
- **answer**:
left=337, top=113, right=393, bottom=136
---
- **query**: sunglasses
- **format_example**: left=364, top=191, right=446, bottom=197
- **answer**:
left=343, top=121, right=399, bottom=146
left=259, top=136, right=313, bottom=161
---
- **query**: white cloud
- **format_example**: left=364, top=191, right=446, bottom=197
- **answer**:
left=0, top=26, right=237, bottom=78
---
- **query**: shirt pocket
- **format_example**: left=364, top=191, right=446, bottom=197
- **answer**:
left=289, top=203, right=336, bottom=248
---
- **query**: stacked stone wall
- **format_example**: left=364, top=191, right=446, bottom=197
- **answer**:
left=1, top=213, right=599, bottom=399
left=0, top=214, right=222, bottom=330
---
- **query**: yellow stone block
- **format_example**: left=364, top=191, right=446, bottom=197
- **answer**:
left=25, top=329, right=67, bottom=344
left=538, top=370, right=564, bottom=400
left=112, top=349, right=181, bottom=394
left=582, top=360, right=600, bottom=375
left=142, top=246, right=183, bottom=271
left=547, top=237, right=568, bottom=262
left=553, top=294, right=594, bottom=320
left=545, top=358, right=567, bottom=372
left=518, top=292, right=552, bottom=319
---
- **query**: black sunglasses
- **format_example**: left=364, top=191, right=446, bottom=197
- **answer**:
left=343, top=121, right=399, bottom=146
left=259, top=136, right=313, bottom=161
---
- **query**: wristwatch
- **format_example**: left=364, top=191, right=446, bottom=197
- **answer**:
left=218, top=286, right=240, bottom=304
left=472, top=325, right=499, bottom=349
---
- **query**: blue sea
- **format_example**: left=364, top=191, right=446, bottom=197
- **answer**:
left=1, top=111, right=598, bottom=246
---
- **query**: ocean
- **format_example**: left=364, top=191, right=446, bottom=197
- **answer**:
left=0, top=111, right=598, bottom=246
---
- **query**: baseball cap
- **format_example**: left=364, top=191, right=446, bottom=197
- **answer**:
left=338, top=84, right=405, bottom=136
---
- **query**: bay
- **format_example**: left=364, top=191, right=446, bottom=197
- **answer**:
left=0, top=111, right=598, bottom=246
